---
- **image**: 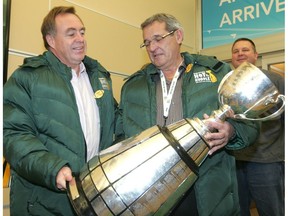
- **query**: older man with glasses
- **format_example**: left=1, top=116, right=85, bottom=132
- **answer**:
left=115, top=13, right=259, bottom=216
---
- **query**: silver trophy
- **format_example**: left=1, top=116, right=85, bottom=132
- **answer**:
left=218, top=62, right=285, bottom=121
left=67, top=62, right=285, bottom=216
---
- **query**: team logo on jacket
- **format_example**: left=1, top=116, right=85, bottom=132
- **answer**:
left=99, top=78, right=110, bottom=90
left=194, top=70, right=217, bottom=83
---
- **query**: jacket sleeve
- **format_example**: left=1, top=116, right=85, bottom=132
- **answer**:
left=3, top=69, right=69, bottom=191
left=225, top=118, right=260, bottom=150
left=114, top=81, right=126, bottom=143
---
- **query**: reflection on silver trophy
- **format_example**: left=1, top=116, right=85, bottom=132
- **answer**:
left=67, top=62, right=285, bottom=216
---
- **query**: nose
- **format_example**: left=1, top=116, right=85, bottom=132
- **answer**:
left=238, top=50, right=244, bottom=55
left=76, top=32, right=85, bottom=42
left=147, top=39, right=158, bottom=51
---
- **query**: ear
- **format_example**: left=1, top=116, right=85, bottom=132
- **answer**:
left=46, top=34, right=55, bottom=49
left=175, top=29, right=184, bottom=44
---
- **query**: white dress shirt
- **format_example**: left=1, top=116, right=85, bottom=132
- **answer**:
left=70, top=63, right=100, bottom=161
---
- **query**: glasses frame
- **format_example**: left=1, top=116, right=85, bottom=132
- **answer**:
left=140, top=30, right=177, bottom=48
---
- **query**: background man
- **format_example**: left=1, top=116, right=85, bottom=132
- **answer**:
left=230, top=38, right=284, bottom=216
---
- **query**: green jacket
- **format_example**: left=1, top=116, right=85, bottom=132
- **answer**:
left=3, top=51, right=117, bottom=215
left=116, top=52, right=259, bottom=216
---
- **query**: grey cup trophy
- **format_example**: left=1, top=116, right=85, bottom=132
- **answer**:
left=67, top=62, right=285, bottom=216
left=218, top=62, right=285, bottom=121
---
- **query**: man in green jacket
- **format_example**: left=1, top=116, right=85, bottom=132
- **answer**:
left=3, top=6, right=117, bottom=215
left=116, top=13, right=259, bottom=216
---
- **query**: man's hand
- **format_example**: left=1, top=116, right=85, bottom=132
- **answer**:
left=203, top=114, right=235, bottom=155
left=56, top=166, right=73, bottom=190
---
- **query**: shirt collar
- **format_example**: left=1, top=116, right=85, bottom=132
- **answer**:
left=72, top=62, right=86, bottom=77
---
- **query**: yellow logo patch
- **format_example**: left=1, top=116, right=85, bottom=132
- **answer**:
left=194, top=70, right=217, bottom=83
left=206, top=70, right=217, bottom=83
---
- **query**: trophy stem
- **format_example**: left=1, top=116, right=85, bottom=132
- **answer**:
left=190, top=104, right=233, bottom=138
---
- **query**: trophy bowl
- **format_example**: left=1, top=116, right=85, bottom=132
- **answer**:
left=218, top=62, right=285, bottom=121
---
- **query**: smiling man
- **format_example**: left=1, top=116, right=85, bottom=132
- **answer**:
left=230, top=38, right=284, bottom=216
left=231, top=37, right=258, bottom=69
left=3, top=6, right=117, bottom=215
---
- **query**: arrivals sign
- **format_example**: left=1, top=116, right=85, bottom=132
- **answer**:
left=202, top=0, right=285, bottom=48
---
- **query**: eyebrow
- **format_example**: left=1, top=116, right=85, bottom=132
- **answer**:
left=143, top=34, right=162, bottom=41
left=233, top=46, right=250, bottom=51
left=66, top=27, right=86, bottom=32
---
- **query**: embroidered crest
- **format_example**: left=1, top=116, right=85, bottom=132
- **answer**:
left=99, top=78, right=110, bottom=90
left=206, top=70, right=217, bottom=82
left=194, top=70, right=217, bottom=83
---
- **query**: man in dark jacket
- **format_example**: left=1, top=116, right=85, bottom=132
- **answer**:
left=116, top=13, right=259, bottom=216
left=230, top=38, right=284, bottom=216
left=3, top=6, right=117, bottom=215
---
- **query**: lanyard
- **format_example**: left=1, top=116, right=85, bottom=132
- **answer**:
left=160, top=60, right=183, bottom=125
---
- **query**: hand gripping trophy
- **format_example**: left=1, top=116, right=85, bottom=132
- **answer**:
left=67, top=62, right=285, bottom=216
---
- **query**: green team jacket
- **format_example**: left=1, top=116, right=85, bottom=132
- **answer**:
left=3, top=51, right=117, bottom=215
left=116, top=52, right=259, bottom=216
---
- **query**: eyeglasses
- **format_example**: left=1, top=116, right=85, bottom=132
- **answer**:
left=140, top=30, right=177, bottom=48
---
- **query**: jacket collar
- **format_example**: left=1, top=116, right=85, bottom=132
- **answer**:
left=182, top=52, right=225, bottom=73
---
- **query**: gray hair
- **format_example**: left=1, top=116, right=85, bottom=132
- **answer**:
left=141, top=13, right=183, bottom=33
